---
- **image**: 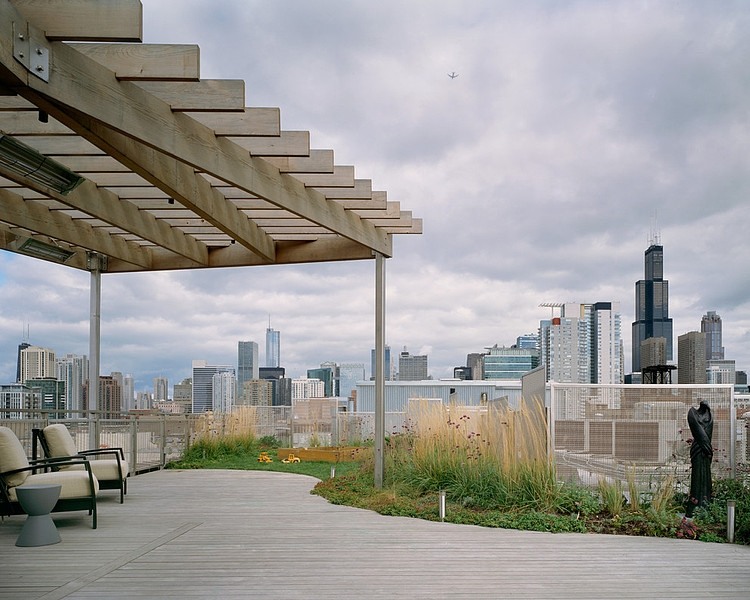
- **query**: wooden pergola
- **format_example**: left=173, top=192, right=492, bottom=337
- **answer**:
left=0, top=0, right=419, bottom=486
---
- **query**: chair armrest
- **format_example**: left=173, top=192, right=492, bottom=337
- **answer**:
left=2, top=456, right=94, bottom=478
left=79, top=447, right=126, bottom=460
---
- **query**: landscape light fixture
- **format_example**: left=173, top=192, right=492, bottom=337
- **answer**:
left=0, top=133, right=83, bottom=195
left=16, top=237, right=75, bottom=263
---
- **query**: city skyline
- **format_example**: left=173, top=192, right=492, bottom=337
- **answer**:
left=2, top=2, right=750, bottom=393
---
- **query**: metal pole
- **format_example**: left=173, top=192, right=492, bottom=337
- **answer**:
left=374, top=252, right=386, bottom=489
left=88, top=256, right=102, bottom=450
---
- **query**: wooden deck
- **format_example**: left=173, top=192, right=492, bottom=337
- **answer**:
left=1, top=469, right=749, bottom=599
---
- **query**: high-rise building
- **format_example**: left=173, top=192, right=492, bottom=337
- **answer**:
left=514, top=334, right=539, bottom=349
left=632, top=242, right=673, bottom=372
left=338, top=363, right=365, bottom=399
left=371, top=345, right=393, bottom=381
left=308, top=366, right=336, bottom=397
left=191, top=360, right=233, bottom=413
left=122, top=373, right=137, bottom=412
left=482, top=345, right=539, bottom=380
left=173, top=378, right=192, bottom=413
left=152, top=376, right=168, bottom=403
left=212, top=371, right=236, bottom=413
left=466, top=353, right=484, bottom=381
left=539, top=302, right=622, bottom=384
left=20, top=346, right=56, bottom=383
left=292, top=377, right=325, bottom=400
left=265, top=326, right=280, bottom=368
left=84, top=375, right=122, bottom=417
left=16, top=342, right=30, bottom=383
left=398, top=349, right=428, bottom=381
left=707, top=359, right=736, bottom=385
left=701, top=311, right=724, bottom=361
left=237, top=379, right=273, bottom=407
left=259, top=367, right=291, bottom=406
left=25, top=377, right=65, bottom=417
left=677, top=331, right=707, bottom=384
left=0, top=383, right=36, bottom=418
left=56, top=354, right=88, bottom=414
left=237, top=341, right=259, bottom=396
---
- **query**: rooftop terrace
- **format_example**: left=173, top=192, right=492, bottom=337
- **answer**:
left=1, top=469, right=749, bottom=599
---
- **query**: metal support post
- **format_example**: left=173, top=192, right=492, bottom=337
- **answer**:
left=374, top=252, right=386, bottom=489
left=88, top=255, right=102, bottom=450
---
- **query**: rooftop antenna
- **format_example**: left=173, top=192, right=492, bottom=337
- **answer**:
left=648, top=211, right=661, bottom=246
left=22, top=322, right=30, bottom=343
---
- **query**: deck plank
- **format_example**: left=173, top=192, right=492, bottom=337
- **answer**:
left=1, top=469, right=749, bottom=599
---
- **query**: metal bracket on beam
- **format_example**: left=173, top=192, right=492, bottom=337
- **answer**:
left=87, top=251, right=108, bottom=272
left=13, top=22, right=50, bottom=82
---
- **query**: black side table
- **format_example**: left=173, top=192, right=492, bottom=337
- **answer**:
left=15, top=484, right=62, bottom=547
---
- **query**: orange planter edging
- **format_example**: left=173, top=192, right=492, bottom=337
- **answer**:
left=276, top=447, right=364, bottom=463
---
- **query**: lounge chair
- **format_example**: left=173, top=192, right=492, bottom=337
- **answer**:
left=0, top=426, right=99, bottom=528
left=33, top=424, right=129, bottom=504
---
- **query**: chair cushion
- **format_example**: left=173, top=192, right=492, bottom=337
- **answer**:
left=0, top=426, right=30, bottom=487
left=43, top=424, right=78, bottom=457
left=9, top=470, right=99, bottom=501
left=67, top=458, right=129, bottom=480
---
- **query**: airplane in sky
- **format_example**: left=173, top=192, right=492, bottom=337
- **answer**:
left=448, top=72, right=458, bottom=79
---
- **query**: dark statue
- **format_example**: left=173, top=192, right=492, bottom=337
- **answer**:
left=686, top=401, right=713, bottom=517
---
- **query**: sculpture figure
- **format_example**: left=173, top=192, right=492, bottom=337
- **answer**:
left=686, top=401, right=713, bottom=517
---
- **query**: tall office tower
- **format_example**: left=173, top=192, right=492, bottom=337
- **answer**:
left=152, top=376, right=168, bottom=403
left=173, top=378, right=193, bottom=413
left=120, top=374, right=133, bottom=411
left=539, top=302, right=622, bottom=384
left=56, top=353, right=88, bottom=413
left=259, top=367, right=291, bottom=406
left=265, top=325, right=280, bottom=368
left=632, top=241, right=673, bottom=372
left=20, top=346, right=56, bottom=382
left=237, top=341, right=259, bottom=397
left=191, top=360, right=233, bottom=413
left=701, top=311, right=724, bottom=360
left=308, top=366, right=336, bottom=396
left=370, top=345, right=393, bottom=381
left=212, top=371, right=236, bottom=413
left=292, top=377, right=325, bottom=400
left=16, top=342, right=31, bottom=382
left=482, top=345, right=539, bottom=380
left=338, top=363, right=365, bottom=399
left=678, top=331, right=707, bottom=384
left=398, top=349, right=428, bottom=381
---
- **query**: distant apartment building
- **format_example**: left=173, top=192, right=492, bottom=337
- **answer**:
left=123, top=374, right=135, bottom=411
left=24, top=377, right=65, bottom=416
left=56, top=353, right=88, bottom=413
left=172, top=378, right=192, bottom=413
left=292, top=378, right=324, bottom=400
left=0, top=383, right=36, bottom=418
left=678, top=331, right=707, bottom=384
left=701, top=311, right=724, bottom=360
left=84, top=375, right=122, bottom=418
left=191, top=360, right=233, bottom=413
left=237, top=379, right=274, bottom=407
left=540, top=302, right=622, bottom=384
left=212, top=371, right=236, bottom=413
left=398, top=350, right=428, bottom=381
left=20, top=346, right=56, bottom=383
left=482, top=345, right=539, bottom=380
left=259, top=366, right=291, bottom=406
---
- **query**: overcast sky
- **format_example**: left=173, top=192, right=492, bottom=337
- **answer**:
left=2, top=1, right=750, bottom=394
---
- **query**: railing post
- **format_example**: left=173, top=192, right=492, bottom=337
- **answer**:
left=130, top=416, right=138, bottom=474
left=160, top=415, right=167, bottom=467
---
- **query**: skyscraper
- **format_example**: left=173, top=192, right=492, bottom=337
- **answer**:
left=677, top=331, right=707, bottom=384
left=19, top=346, right=56, bottom=382
left=191, top=360, right=233, bottom=413
left=539, top=302, right=622, bottom=384
left=371, top=345, right=393, bottom=381
left=339, top=363, right=365, bottom=399
left=237, top=341, right=259, bottom=397
left=701, top=311, right=724, bottom=361
left=265, top=325, right=280, bottom=368
left=56, top=353, right=88, bottom=413
left=632, top=242, right=673, bottom=372
left=398, top=349, right=428, bottom=381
